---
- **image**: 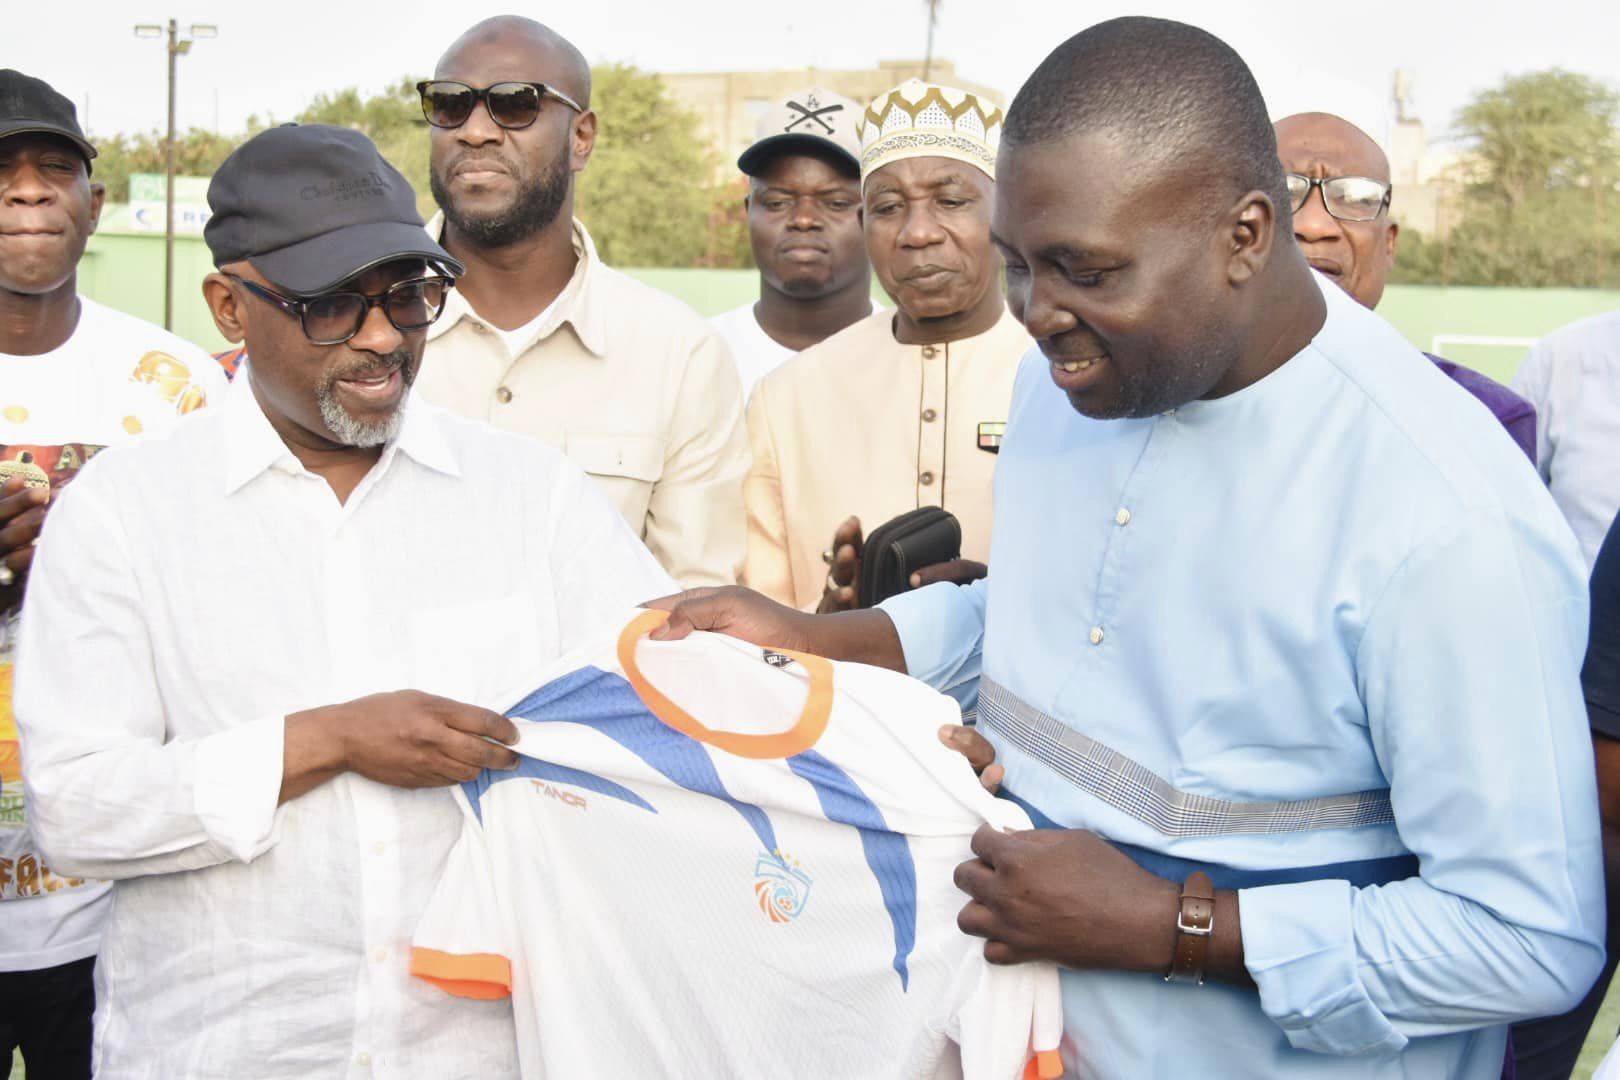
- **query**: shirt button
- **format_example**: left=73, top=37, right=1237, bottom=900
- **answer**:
left=921, top=408, right=938, bottom=423
left=922, top=345, right=939, bottom=359
left=1089, top=626, right=1105, bottom=646
left=372, top=946, right=388, bottom=963
left=355, top=1052, right=372, bottom=1067
left=919, top=471, right=935, bottom=486
left=495, top=386, right=513, bottom=404
left=371, top=841, right=386, bottom=856
left=1115, top=508, right=1131, bottom=526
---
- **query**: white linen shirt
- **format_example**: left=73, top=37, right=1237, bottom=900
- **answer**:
left=1512, top=308, right=1620, bottom=570
left=13, top=373, right=675, bottom=1079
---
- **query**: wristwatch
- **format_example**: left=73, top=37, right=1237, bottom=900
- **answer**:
left=1165, top=871, right=1215, bottom=985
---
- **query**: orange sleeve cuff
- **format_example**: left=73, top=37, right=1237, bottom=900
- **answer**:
left=409, top=947, right=513, bottom=1000
left=1024, top=1049, right=1063, bottom=1079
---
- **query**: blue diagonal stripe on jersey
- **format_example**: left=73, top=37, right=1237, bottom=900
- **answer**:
left=787, top=749, right=918, bottom=990
left=507, top=666, right=780, bottom=854
left=463, top=754, right=656, bottom=824
left=489, top=664, right=921, bottom=991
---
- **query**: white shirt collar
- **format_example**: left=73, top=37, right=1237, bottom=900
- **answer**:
left=223, top=368, right=461, bottom=496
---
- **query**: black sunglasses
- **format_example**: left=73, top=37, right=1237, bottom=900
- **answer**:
left=415, top=80, right=584, bottom=131
left=227, top=274, right=452, bottom=346
left=1285, top=174, right=1393, bottom=223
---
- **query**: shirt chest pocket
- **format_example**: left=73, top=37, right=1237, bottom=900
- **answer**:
left=564, top=433, right=665, bottom=527
left=406, top=594, right=547, bottom=710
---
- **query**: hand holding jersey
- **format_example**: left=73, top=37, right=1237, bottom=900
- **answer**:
left=411, top=610, right=1063, bottom=1079
left=280, top=691, right=520, bottom=804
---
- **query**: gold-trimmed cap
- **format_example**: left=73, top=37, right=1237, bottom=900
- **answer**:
left=857, top=79, right=1003, bottom=183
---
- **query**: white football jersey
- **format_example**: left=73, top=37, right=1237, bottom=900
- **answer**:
left=411, top=609, right=1063, bottom=1079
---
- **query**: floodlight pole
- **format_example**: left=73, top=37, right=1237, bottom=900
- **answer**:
left=136, top=18, right=211, bottom=330
left=164, top=18, right=178, bottom=331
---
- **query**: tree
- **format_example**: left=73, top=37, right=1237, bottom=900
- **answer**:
left=1429, top=69, right=1620, bottom=287
left=574, top=64, right=718, bottom=267
left=89, top=67, right=737, bottom=269
left=90, top=128, right=240, bottom=202
left=296, top=78, right=435, bottom=219
left=1457, top=70, right=1620, bottom=217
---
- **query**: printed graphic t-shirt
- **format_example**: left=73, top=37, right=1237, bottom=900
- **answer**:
left=0, top=296, right=225, bottom=971
left=410, top=609, right=1064, bottom=1080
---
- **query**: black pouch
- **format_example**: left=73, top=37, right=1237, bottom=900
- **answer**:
left=859, top=507, right=962, bottom=608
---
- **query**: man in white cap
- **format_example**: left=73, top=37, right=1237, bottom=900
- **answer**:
left=744, top=79, right=1031, bottom=612
left=711, top=89, right=880, bottom=398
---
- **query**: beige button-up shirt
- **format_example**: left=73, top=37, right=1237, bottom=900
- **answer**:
left=416, top=216, right=748, bottom=587
left=744, top=305, right=1031, bottom=609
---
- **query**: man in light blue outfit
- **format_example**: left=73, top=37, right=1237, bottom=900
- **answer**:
left=651, top=17, right=1604, bottom=1079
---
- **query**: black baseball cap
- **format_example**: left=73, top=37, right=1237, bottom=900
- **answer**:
left=204, top=124, right=462, bottom=296
left=0, top=69, right=97, bottom=170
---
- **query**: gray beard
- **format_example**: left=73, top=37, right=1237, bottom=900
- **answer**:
left=314, top=383, right=408, bottom=448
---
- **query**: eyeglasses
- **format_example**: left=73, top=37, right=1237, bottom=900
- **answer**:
left=227, top=274, right=452, bottom=345
left=1285, top=174, right=1393, bottom=222
left=415, top=80, right=584, bottom=131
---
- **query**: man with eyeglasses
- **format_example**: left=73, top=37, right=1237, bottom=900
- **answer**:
left=414, top=15, right=748, bottom=589
left=13, top=123, right=673, bottom=1077
left=0, top=69, right=225, bottom=1080
left=1274, top=111, right=1536, bottom=463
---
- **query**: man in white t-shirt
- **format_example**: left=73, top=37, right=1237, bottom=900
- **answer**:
left=710, top=89, right=880, bottom=398
left=0, top=68, right=226, bottom=1079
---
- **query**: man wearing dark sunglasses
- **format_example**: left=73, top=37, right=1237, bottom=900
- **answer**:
left=13, top=122, right=674, bottom=1078
left=1274, top=110, right=1535, bottom=463
left=414, top=15, right=749, bottom=590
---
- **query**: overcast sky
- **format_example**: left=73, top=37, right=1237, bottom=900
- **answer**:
left=7, top=0, right=1618, bottom=149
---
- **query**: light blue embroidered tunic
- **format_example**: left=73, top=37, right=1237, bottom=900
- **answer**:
left=881, top=279, right=1605, bottom=1079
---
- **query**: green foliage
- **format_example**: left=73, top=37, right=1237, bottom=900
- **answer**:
left=1426, top=69, right=1620, bottom=287
left=86, top=67, right=759, bottom=268
left=1458, top=70, right=1620, bottom=215
left=574, top=64, right=720, bottom=267
left=295, top=77, right=435, bottom=220
left=702, top=176, right=755, bottom=270
left=90, top=127, right=239, bottom=202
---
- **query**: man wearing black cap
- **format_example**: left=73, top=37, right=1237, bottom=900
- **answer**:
left=0, top=68, right=224, bottom=1080
left=13, top=123, right=672, bottom=1077
left=711, top=88, right=879, bottom=398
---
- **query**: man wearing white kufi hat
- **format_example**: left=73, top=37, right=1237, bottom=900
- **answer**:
left=742, top=78, right=1031, bottom=612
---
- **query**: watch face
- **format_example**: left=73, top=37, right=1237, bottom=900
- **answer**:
left=977, top=421, right=1005, bottom=454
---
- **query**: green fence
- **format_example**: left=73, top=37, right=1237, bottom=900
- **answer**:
left=80, top=226, right=1619, bottom=384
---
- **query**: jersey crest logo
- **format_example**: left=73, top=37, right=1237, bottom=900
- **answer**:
left=754, top=849, right=812, bottom=923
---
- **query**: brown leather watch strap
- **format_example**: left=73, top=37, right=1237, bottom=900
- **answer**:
left=1165, top=870, right=1216, bottom=985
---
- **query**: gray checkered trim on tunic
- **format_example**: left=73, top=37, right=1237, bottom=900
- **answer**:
left=977, top=678, right=1395, bottom=836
